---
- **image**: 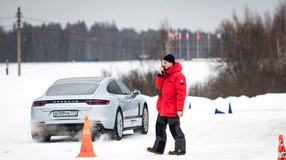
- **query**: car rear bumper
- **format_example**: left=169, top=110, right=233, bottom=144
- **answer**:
left=31, top=122, right=106, bottom=136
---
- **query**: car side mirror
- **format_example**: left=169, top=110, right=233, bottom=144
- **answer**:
left=132, top=89, right=141, bottom=98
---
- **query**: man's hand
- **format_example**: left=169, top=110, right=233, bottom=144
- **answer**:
left=159, top=66, right=164, bottom=75
left=177, top=111, right=183, bottom=117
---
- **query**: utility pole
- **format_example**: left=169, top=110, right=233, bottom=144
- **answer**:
left=17, top=7, right=22, bottom=76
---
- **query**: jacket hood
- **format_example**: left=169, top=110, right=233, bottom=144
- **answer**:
left=165, top=62, right=182, bottom=75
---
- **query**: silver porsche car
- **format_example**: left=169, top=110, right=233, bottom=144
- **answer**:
left=31, top=77, right=149, bottom=142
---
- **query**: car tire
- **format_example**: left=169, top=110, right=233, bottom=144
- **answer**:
left=134, top=104, right=149, bottom=134
left=111, top=109, right=123, bottom=140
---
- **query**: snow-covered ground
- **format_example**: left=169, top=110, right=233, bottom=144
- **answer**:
left=0, top=60, right=285, bottom=160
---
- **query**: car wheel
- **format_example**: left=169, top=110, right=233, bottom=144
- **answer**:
left=134, top=104, right=149, bottom=134
left=32, top=133, right=51, bottom=142
left=111, top=109, right=123, bottom=140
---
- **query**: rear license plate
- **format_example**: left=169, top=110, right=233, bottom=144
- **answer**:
left=53, top=110, right=78, bottom=117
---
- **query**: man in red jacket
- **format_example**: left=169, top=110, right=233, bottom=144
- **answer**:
left=147, top=54, right=186, bottom=155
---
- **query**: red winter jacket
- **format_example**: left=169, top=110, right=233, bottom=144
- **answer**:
left=155, top=62, right=186, bottom=117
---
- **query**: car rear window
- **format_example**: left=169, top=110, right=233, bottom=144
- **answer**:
left=46, top=83, right=99, bottom=96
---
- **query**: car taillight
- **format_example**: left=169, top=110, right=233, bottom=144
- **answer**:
left=32, top=101, right=47, bottom=107
left=85, top=99, right=110, bottom=105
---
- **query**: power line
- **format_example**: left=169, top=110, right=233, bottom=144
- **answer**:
left=23, top=17, right=59, bottom=24
left=0, top=17, right=16, bottom=30
left=0, top=24, right=14, bottom=28
left=0, top=17, right=15, bottom=21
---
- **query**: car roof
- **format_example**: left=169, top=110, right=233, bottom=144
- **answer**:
left=53, top=77, right=110, bottom=84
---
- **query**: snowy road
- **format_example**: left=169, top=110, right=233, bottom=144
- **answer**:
left=0, top=61, right=285, bottom=159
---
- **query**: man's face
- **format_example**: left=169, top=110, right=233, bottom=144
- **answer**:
left=162, top=60, right=173, bottom=70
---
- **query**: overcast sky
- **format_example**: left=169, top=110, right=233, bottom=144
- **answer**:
left=0, top=0, right=283, bottom=32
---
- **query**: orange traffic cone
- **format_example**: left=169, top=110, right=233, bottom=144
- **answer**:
left=77, top=115, right=96, bottom=158
left=278, top=134, right=286, bottom=160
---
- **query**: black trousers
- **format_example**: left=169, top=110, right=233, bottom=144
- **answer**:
left=152, top=114, right=186, bottom=154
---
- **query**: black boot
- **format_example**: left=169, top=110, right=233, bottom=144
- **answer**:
left=146, top=147, right=163, bottom=155
left=168, top=150, right=186, bottom=155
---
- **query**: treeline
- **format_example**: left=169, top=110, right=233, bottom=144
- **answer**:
left=0, top=21, right=215, bottom=62
left=123, top=1, right=286, bottom=98
left=190, top=2, right=286, bottom=98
